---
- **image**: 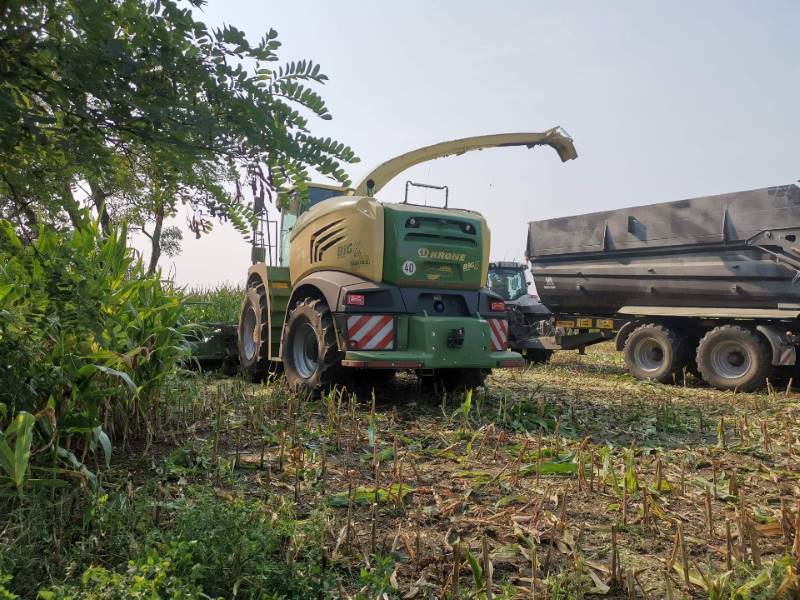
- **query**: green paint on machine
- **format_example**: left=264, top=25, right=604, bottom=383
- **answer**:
left=381, top=205, right=486, bottom=289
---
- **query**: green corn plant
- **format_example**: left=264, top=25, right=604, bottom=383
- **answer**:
left=464, top=547, right=485, bottom=593
left=0, top=411, right=34, bottom=494
left=183, top=284, right=244, bottom=323
left=0, top=217, right=191, bottom=489
left=692, top=561, right=732, bottom=600
left=600, top=446, right=621, bottom=495
left=624, top=448, right=638, bottom=494
left=451, top=389, right=474, bottom=433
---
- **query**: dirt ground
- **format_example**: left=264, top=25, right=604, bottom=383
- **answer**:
left=150, top=342, right=800, bottom=598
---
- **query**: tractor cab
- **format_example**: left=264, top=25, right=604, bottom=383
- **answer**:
left=487, top=261, right=530, bottom=302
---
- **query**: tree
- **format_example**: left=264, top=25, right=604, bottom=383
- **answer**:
left=0, top=0, right=358, bottom=269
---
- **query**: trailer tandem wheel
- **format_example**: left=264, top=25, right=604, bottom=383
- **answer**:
left=696, top=325, right=771, bottom=392
left=623, top=323, right=689, bottom=384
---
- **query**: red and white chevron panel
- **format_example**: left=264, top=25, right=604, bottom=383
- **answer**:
left=346, top=315, right=395, bottom=350
left=487, top=318, right=508, bottom=351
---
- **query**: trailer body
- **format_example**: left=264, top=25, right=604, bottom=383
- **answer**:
left=525, top=184, right=800, bottom=391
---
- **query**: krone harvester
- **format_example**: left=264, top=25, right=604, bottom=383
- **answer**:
left=237, top=129, right=578, bottom=392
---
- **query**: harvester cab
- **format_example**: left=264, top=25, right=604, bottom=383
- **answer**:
left=238, top=128, right=577, bottom=393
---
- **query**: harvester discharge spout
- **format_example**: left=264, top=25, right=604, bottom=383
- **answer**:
left=353, top=127, right=577, bottom=197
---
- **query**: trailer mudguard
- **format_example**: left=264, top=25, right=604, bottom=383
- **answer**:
left=756, top=324, right=797, bottom=366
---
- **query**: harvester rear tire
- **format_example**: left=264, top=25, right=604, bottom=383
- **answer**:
left=696, top=325, right=770, bottom=392
left=282, top=298, right=343, bottom=396
left=238, top=281, right=271, bottom=382
left=623, top=323, right=688, bottom=384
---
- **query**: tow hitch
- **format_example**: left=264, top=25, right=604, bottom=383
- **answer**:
left=447, top=327, right=465, bottom=348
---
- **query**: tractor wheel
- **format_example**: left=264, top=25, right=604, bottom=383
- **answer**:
left=430, top=368, right=488, bottom=393
left=282, top=298, right=343, bottom=395
left=238, top=281, right=271, bottom=382
left=623, top=323, right=688, bottom=384
left=696, top=325, right=770, bottom=392
left=525, top=349, right=554, bottom=364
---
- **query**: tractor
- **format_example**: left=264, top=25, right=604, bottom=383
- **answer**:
left=487, top=261, right=557, bottom=363
left=237, top=129, right=577, bottom=393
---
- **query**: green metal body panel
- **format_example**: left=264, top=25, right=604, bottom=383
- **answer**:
left=345, top=315, right=520, bottom=368
left=381, top=204, right=486, bottom=289
left=265, top=266, right=291, bottom=360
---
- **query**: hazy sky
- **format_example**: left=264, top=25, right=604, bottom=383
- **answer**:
left=152, top=0, right=800, bottom=287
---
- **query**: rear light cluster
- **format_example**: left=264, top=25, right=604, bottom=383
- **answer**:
left=490, top=301, right=506, bottom=312
left=345, top=293, right=365, bottom=306
left=498, top=359, right=524, bottom=368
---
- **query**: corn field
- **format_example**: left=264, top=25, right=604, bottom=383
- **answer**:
left=1, top=221, right=799, bottom=599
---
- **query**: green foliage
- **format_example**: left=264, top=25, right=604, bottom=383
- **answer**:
left=729, top=555, right=799, bottom=599
left=164, top=490, right=327, bottom=598
left=600, top=446, right=621, bottom=495
left=464, top=547, right=485, bottom=592
left=0, top=575, right=18, bottom=600
left=0, top=0, right=358, bottom=270
left=355, top=556, right=398, bottom=600
left=520, top=455, right=584, bottom=477
left=328, top=483, right=414, bottom=507
left=624, top=447, right=638, bottom=494
left=545, top=554, right=591, bottom=600
left=10, top=487, right=330, bottom=600
left=0, top=412, right=34, bottom=494
left=183, top=283, right=243, bottom=323
left=486, top=389, right=558, bottom=433
left=39, top=557, right=203, bottom=600
left=3, top=485, right=334, bottom=599
left=451, top=389, right=474, bottom=432
left=0, top=219, right=190, bottom=489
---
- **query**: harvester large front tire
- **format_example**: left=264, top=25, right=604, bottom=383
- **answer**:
left=238, top=282, right=271, bottom=382
left=696, top=326, right=770, bottom=392
left=282, top=298, right=343, bottom=395
left=623, top=323, right=688, bottom=384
